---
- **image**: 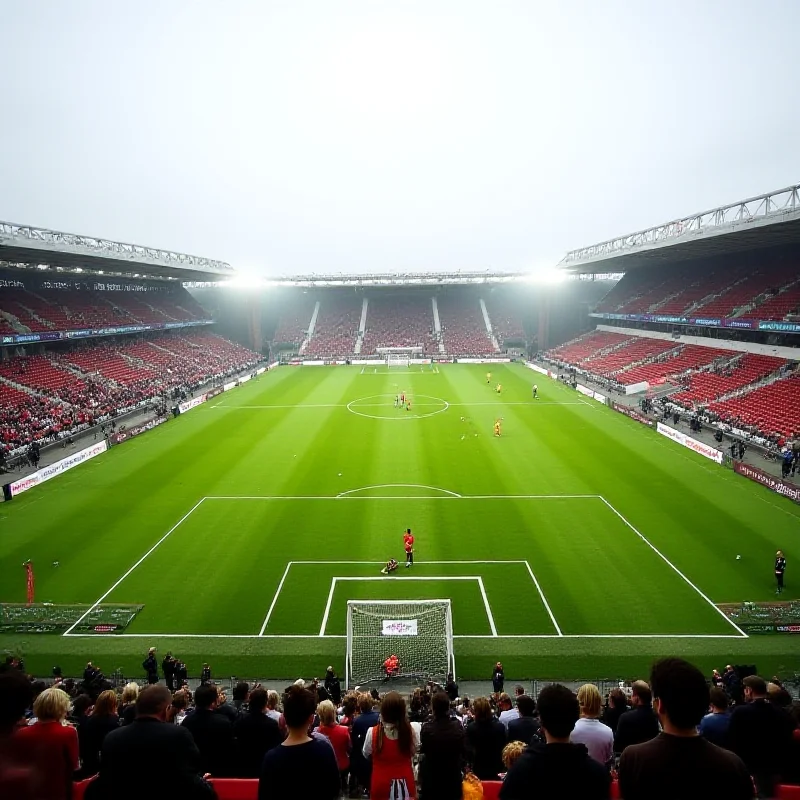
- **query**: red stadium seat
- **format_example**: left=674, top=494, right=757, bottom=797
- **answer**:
left=73, top=777, right=96, bottom=800
left=481, top=780, right=504, bottom=800
left=208, top=778, right=259, bottom=800
left=777, top=786, right=800, bottom=800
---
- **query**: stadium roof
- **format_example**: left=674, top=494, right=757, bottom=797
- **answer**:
left=0, top=220, right=233, bottom=281
left=559, top=183, right=800, bottom=274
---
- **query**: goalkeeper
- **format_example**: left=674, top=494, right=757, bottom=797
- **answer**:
left=381, top=558, right=399, bottom=575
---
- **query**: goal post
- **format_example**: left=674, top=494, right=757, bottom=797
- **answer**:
left=386, top=353, right=411, bottom=368
left=345, top=599, right=455, bottom=688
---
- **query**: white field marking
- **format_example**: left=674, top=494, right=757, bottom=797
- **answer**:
left=598, top=496, right=749, bottom=638
left=454, top=633, right=747, bottom=639
left=62, top=498, right=207, bottom=637
left=523, top=560, right=562, bottom=636
left=258, top=562, right=293, bottom=636
left=319, top=575, right=494, bottom=637
left=204, top=495, right=600, bottom=500
left=347, top=393, right=449, bottom=421
left=212, top=401, right=588, bottom=409
left=60, top=632, right=744, bottom=640
left=336, top=484, right=462, bottom=499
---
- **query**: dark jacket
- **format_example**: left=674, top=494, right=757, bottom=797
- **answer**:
left=350, top=709, right=380, bottom=778
left=84, top=716, right=215, bottom=800
left=619, top=732, right=753, bottom=800
left=466, top=717, right=507, bottom=780
left=77, top=713, right=120, bottom=778
left=324, top=672, right=342, bottom=705
left=728, top=699, right=796, bottom=782
left=181, top=707, right=236, bottom=777
left=142, top=655, right=158, bottom=682
left=507, top=715, right=541, bottom=745
left=445, top=679, right=459, bottom=702
left=419, top=717, right=466, bottom=800
left=499, top=742, right=610, bottom=800
left=492, top=668, right=505, bottom=693
left=601, top=704, right=630, bottom=735
left=233, top=711, right=283, bottom=777
left=614, top=705, right=659, bottom=753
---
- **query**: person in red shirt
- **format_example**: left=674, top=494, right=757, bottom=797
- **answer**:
left=14, top=686, right=78, bottom=800
left=403, top=529, right=414, bottom=568
left=383, top=655, right=400, bottom=678
left=315, top=700, right=351, bottom=793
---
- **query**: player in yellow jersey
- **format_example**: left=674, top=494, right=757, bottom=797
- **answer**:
left=494, top=418, right=502, bottom=437
left=496, top=383, right=502, bottom=394
left=486, top=372, right=492, bottom=384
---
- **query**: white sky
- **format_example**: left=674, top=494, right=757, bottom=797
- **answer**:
left=0, top=0, right=798, bottom=275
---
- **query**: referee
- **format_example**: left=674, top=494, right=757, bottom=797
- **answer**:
left=775, top=550, right=786, bottom=594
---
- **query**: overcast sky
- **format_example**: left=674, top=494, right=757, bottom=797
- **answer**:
left=0, top=0, right=798, bottom=276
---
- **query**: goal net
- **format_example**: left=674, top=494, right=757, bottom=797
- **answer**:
left=346, top=599, right=454, bottom=688
left=386, top=353, right=410, bottom=368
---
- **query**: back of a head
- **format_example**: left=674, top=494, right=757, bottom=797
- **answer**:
left=283, top=685, right=316, bottom=729
left=743, top=675, right=767, bottom=697
left=0, top=670, right=33, bottom=732
left=577, top=684, right=602, bottom=718
left=537, top=684, right=579, bottom=740
left=709, top=687, right=728, bottom=711
left=472, top=696, right=492, bottom=721
left=266, top=689, right=280, bottom=710
left=498, top=692, right=512, bottom=708
left=193, top=683, right=218, bottom=710
left=514, top=685, right=525, bottom=697
left=516, top=694, right=536, bottom=718
left=502, top=740, right=526, bottom=770
left=431, top=691, right=450, bottom=720
left=121, top=682, right=140, bottom=705
left=650, top=658, right=709, bottom=730
left=34, top=687, right=70, bottom=722
left=358, top=692, right=375, bottom=714
left=233, top=681, right=250, bottom=704
left=317, top=699, right=337, bottom=726
left=93, top=689, right=118, bottom=717
left=380, top=691, right=407, bottom=725
left=249, top=688, right=268, bottom=713
left=609, top=688, right=628, bottom=710
left=631, top=680, right=652, bottom=706
left=136, top=685, right=172, bottom=718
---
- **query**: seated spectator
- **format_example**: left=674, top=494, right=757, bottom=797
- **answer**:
left=363, top=691, right=418, bottom=800
left=570, top=684, right=613, bottom=767
left=419, top=691, right=467, bottom=800
left=614, top=680, right=659, bottom=753
left=600, top=687, right=629, bottom=734
left=728, top=674, right=797, bottom=797
left=14, top=686, right=78, bottom=800
left=499, top=684, right=609, bottom=800
left=85, top=685, right=214, bottom=800
left=233, top=687, right=282, bottom=778
left=181, top=682, right=235, bottom=777
left=506, top=694, right=541, bottom=745
left=315, top=698, right=351, bottom=793
left=259, top=684, right=340, bottom=800
left=77, top=689, right=120, bottom=778
left=466, top=696, right=507, bottom=780
left=618, top=658, right=753, bottom=800
left=699, top=686, right=731, bottom=749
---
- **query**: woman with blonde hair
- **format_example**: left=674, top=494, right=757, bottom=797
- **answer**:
left=316, top=699, right=352, bottom=792
left=77, top=689, right=120, bottom=777
left=119, top=682, right=140, bottom=726
left=570, top=683, right=613, bottom=767
left=362, top=691, right=418, bottom=800
left=14, top=687, right=78, bottom=799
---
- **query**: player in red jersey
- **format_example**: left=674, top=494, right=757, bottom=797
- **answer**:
left=403, top=528, right=414, bottom=568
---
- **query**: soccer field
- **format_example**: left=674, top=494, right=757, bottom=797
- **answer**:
left=2, top=363, right=799, bottom=681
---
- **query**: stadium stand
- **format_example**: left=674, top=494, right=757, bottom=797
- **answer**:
left=437, top=294, right=497, bottom=355
left=303, top=295, right=361, bottom=357
left=613, top=345, right=733, bottom=386
left=360, top=295, right=437, bottom=354
left=579, top=337, right=677, bottom=376
left=548, top=330, right=633, bottom=364
left=272, top=297, right=317, bottom=346
left=483, top=293, right=527, bottom=344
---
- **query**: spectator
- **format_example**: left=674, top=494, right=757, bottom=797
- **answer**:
left=143, top=647, right=158, bottom=685
left=492, top=662, right=505, bottom=694
left=699, top=687, right=731, bottom=749
left=618, top=658, right=753, bottom=800
left=77, top=689, right=120, bottom=778
left=265, top=689, right=281, bottom=722
left=214, top=685, right=238, bottom=724
left=445, top=673, right=459, bottom=703
left=232, top=681, right=251, bottom=714
left=614, top=680, right=659, bottom=753
left=501, top=740, right=526, bottom=773
left=499, top=684, right=609, bottom=800
left=0, top=669, right=35, bottom=800
left=507, top=694, right=541, bottom=745
left=171, top=689, right=190, bottom=725
left=85, top=685, right=214, bottom=800
left=181, top=682, right=236, bottom=777
left=118, top=682, right=139, bottom=725
left=363, top=691, right=418, bottom=800
left=571, top=684, right=613, bottom=767
left=497, top=693, right=518, bottom=728
left=259, top=685, right=339, bottom=800
left=14, top=687, right=79, bottom=800
left=68, top=693, right=93, bottom=727
left=350, top=692, right=380, bottom=795
left=324, top=667, right=342, bottom=706
left=728, top=674, right=797, bottom=797
left=315, top=699, right=351, bottom=794
left=419, top=691, right=466, bottom=800
left=233, top=687, right=282, bottom=778
left=466, top=696, right=509, bottom=780
left=601, top=688, right=630, bottom=734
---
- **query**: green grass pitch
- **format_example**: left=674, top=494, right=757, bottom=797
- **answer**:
left=2, top=363, right=799, bottom=682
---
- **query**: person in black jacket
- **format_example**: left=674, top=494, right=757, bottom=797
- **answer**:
left=142, top=648, right=158, bottom=685
left=507, top=694, right=541, bottom=745
left=162, top=653, right=175, bottom=692
left=181, top=682, right=236, bottom=777
left=77, top=690, right=119, bottom=778
left=492, top=662, right=505, bottom=694
left=445, top=673, right=459, bottom=703
left=601, top=688, right=630, bottom=735
left=323, top=667, right=342, bottom=706
left=350, top=693, right=380, bottom=794
left=466, top=696, right=507, bottom=780
left=499, top=684, right=609, bottom=800
left=419, top=692, right=467, bottom=800
left=85, top=685, right=214, bottom=800
left=233, top=688, right=283, bottom=777
left=614, top=681, right=659, bottom=753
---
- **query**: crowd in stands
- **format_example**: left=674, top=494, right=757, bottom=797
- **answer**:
left=437, top=295, right=497, bottom=356
left=1, top=653, right=799, bottom=799
left=272, top=298, right=316, bottom=345
left=304, top=296, right=362, bottom=358
left=360, top=297, right=439, bottom=356
left=0, top=333, right=264, bottom=458
left=483, top=294, right=527, bottom=345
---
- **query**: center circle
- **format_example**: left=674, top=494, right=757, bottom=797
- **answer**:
left=347, top=393, right=450, bottom=421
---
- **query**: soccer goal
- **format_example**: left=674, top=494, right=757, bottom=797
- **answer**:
left=386, top=353, right=411, bottom=368
left=345, top=599, right=455, bottom=688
